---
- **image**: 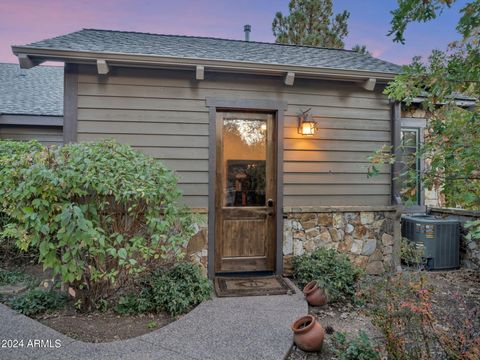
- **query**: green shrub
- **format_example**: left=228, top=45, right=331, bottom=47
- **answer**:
left=0, top=139, right=44, bottom=166
left=400, top=237, right=424, bottom=266
left=114, top=292, right=153, bottom=315
left=115, top=262, right=211, bottom=316
left=293, top=248, right=362, bottom=302
left=332, top=331, right=380, bottom=360
left=148, top=262, right=212, bottom=316
left=0, top=140, right=195, bottom=310
left=367, top=272, right=479, bottom=359
left=9, top=289, right=67, bottom=316
left=0, top=140, right=43, bottom=263
left=0, top=269, right=34, bottom=286
left=465, top=219, right=480, bottom=241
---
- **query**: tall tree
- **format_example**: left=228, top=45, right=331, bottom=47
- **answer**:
left=352, top=44, right=371, bottom=55
left=272, top=0, right=350, bottom=48
left=370, top=0, right=480, bottom=210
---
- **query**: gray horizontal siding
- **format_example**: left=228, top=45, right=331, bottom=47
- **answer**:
left=284, top=139, right=387, bottom=152
left=284, top=150, right=373, bottom=162
left=284, top=184, right=390, bottom=196
left=284, top=162, right=389, bottom=174
left=77, top=133, right=208, bottom=147
left=284, top=173, right=390, bottom=185
left=76, top=65, right=391, bottom=208
left=284, top=195, right=390, bottom=206
left=0, top=125, right=63, bottom=146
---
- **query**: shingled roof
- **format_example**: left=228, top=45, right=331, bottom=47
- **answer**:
left=0, top=63, right=63, bottom=116
left=19, top=29, right=401, bottom=74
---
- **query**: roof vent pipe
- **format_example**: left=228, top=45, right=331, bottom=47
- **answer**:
left=244, top=24, right=251, bottom=41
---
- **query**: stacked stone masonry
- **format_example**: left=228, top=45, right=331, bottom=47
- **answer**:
left=186, top=210, right=398, bottom=276
left=283, top=210, right=397, bottom=275
left=186, top=213, right=208, bottom=276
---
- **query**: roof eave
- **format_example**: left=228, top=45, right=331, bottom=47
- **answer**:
left=0, top=114, right=63, bottom=126
left=410, top=96, right=477, bottom=107
left=12, top=45, right=399, bottom=82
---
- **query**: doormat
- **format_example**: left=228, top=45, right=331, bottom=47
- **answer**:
left=214, top=276, right=294, bottom=297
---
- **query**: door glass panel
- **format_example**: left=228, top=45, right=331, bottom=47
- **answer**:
left=223, top=117, right=267, bottom=207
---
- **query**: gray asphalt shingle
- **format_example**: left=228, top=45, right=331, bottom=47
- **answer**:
left=0, top=63, right=63, bottom=116
left=22, top=29, right=401, bottom=74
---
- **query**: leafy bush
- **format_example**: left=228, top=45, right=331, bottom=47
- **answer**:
left=147, top=262, right=212, bottom=316
left=0, top=140, right=43, bottom=263
left=9, top=289, right=67, bottom=316
left=114, top=292, right=153, bottom=315
left=369, top=272, right=433, bottom=359
left=369, top=272, right=480, bottom=360
left=115, top=262, right=211, bottom=316
left=332, top=331, right=380, bottom=360
left=293, top=248, right=362, bottom=302
left=0, top=139, right=44, bottom=166
left=400, top=237, right=424, bottom=266
left=0, top=269, right=34, bottom=286
left=465, top=219, right=480, bottom=242
left=0, top=140, right=195, bottom=310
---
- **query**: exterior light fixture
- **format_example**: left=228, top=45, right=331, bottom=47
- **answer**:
left=297, top=108, right=317, bottom=136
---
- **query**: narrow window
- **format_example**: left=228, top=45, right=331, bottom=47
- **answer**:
left=400, top=128, right=421, bottom=206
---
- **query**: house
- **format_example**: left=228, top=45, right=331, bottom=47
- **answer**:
left=0, top=63, right=63, bottom=145
left=11, top=28, right=403, bottom=278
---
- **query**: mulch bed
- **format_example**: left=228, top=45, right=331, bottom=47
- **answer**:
left=38, top=309, right=173, bottom=343
left=1, top=263, right=174, bottom=343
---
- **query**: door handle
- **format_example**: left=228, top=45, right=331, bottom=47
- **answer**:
left=267, top=199, right=274, bottom=208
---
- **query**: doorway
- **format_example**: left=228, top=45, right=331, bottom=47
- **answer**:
left=214, top=111, right=277, bottom=273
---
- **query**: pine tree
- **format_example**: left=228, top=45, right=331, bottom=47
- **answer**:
left=352, top=44, right=371, bottom=55
left=272, top=0, right=350, bottom=48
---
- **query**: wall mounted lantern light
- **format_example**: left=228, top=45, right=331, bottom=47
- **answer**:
left=297, top=108, right=317, bottom=136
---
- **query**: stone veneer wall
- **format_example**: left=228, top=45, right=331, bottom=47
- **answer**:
left=283, top=207, right=400, bottom=275
left=185, top=212, right=209, bottom=275
left=185, top=207, right=401, bottom=276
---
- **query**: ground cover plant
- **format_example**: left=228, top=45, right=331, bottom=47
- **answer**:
left=332, top=330, right=380, bottom=360
left=293, top=248, right=362, bottom=303
left=0, top=139, right=196, bottom=311
left=115, top=262, right=211, bottom=316
left=9, top=289, right=67, bottom=316
left=368, top=271, right=480, bottom=360
left=400, top=237, right=425, bottom=266
left=0, top=269, right=35, bottom=287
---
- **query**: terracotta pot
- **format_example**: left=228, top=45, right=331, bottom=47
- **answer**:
left=303, top=281, right=327, bottom=306
left=291, top=315, right=325, bottom=352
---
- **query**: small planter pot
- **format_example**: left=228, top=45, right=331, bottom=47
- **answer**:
left=291, top=314, right=325, bottom=352
left=303, top=281, right=327, bottom=306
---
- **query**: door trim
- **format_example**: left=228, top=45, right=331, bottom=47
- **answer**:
left=206, top=98, right=287, bottom=279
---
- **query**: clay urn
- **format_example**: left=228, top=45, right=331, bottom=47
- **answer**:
left=303, top=281, right=327, bottom=306
left=291, top=314, right=325, bottom=352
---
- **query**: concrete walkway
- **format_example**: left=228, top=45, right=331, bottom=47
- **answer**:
left=0, top=282, right=306, bottom=360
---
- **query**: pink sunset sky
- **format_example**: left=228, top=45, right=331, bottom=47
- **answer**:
left=0, top=0, right=468, bottom=66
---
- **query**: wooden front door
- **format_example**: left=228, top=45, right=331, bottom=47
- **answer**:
left=215, top=111, right=276, bottom=273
